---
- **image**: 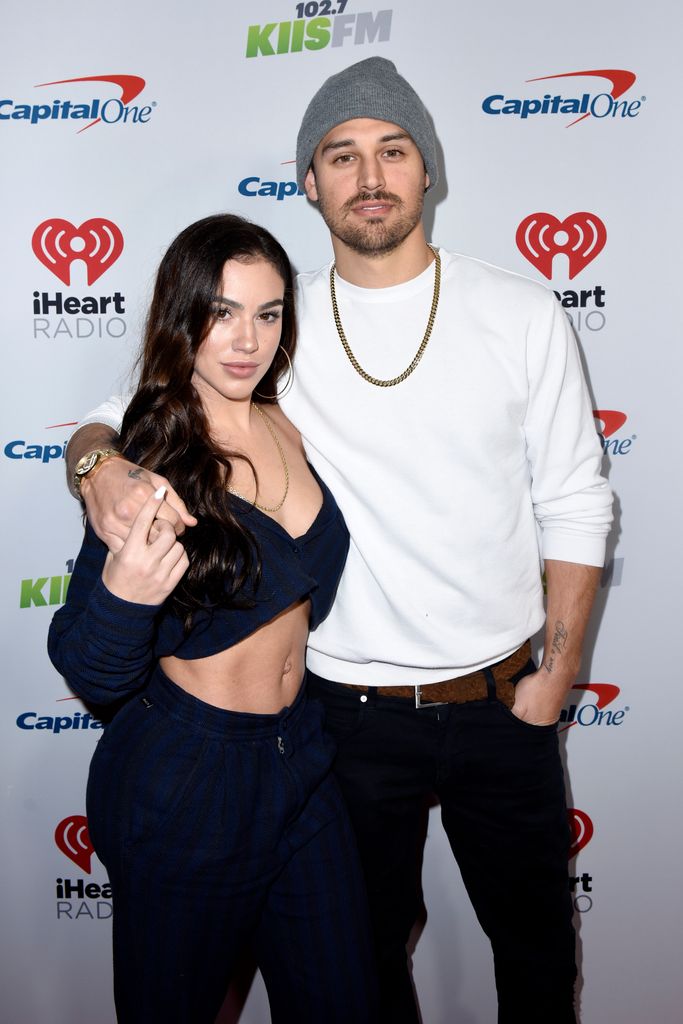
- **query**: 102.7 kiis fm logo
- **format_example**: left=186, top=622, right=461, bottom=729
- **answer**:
left=18, top=557, right=73, bottom=608
left=31, top=217, right=127, bottom=341
left=246, top=1, right=391, bottom=57
left=516, top=211, right=607, bottom=335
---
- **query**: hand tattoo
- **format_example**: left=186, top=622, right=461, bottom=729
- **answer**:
left=128, top=469, right=143, bottom=480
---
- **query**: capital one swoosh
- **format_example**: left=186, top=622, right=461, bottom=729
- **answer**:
left=35, top=75, right=146, bottom=133
left=593, top=409, right=627, bottom=438
left=526, top=69, right=637, bottom=126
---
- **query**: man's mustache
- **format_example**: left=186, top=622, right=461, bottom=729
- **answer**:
left=342, top=191, right=403, bottom=213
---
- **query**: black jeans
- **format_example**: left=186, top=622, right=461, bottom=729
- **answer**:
left=308, top=658, right=576, bottom=1024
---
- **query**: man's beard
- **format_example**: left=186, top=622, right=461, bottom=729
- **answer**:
left=317, top=188, right=425, bottom=257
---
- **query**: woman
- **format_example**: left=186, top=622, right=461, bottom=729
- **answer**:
left=48, top=214, right=377, bottom=1024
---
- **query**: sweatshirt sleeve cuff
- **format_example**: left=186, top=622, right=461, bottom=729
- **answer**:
left=541, top=531, right=607, bottom=568
left=87, top=576, right=161, bottom=638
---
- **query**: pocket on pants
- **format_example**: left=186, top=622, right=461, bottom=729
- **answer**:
left=496, top=701, right=559, bottom=734
left=124, top=735, right=214, bottom=849
left=321, top=701, right=366, bottom=741
left=309, top=686, right=367, bottom=744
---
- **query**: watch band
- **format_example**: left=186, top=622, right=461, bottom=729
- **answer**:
left=73, top=447, right=121, bottom=497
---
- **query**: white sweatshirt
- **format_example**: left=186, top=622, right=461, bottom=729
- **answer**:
left=81, top=249, right=612, bottom=686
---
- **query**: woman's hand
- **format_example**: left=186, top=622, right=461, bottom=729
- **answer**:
left=101, top=487, right=190, bottom=605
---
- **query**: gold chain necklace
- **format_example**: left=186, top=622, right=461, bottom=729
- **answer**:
left=230, top=403, right=290, bottom=513
left=329, top=245, right=441, bottom=387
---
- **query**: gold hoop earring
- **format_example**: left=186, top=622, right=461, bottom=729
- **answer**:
left=255, top=348, right=294, bottom=401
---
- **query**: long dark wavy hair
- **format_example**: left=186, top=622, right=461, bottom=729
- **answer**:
left=118, top=213, right=297, bottom=627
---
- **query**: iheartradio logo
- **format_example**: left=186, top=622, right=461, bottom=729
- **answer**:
left=32, top=218, right=124, bottom=285
left=55, top=814, right=94, bottom=873
left=568, top=808, right=594, bottom=858
left=516, top=212, right=606, bottom=280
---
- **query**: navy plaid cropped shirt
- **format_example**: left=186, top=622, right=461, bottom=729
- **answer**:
left=48, top=469, right=349, bottom=706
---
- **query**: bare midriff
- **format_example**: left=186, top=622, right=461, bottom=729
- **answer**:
left=160, top=599, right=310, bottom=714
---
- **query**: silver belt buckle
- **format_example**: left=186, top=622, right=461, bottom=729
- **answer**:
left=414, top=685, right=448, bottom=709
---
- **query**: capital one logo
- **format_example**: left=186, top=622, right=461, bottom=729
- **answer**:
left=526, top=69, right=637, bottom=127
left=558, top=682, right=622, bottom=732
left=516, top=212, right=606, bottom=280
left=37, top=74, right=146, bottom=132
left=55, top=814, right=94, bottom=873
left=568, top=808, right=594, bottom=858
left=482, top=70, right=642, bottom=126
left=593, top=409, right=634, bottom=457
left=32, top=218, right=124, bottom=285
left=1, top=74, right=150, bottom=133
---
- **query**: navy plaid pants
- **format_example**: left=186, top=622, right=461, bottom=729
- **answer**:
left=86, top=667, right=378, bottom=1023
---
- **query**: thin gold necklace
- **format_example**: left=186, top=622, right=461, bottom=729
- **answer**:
left=230, top=403, right=289, bottom=513
left=329, top=245, right=441, bottom=387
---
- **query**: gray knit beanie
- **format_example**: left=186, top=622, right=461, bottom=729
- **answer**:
left=296, top=57, right=437, bottom=192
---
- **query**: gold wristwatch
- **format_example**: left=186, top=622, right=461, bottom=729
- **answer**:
left=73, top=448, right=121, bottom=497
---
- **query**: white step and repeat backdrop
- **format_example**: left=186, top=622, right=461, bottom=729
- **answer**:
left=2, top=1, right=681, bottom=1021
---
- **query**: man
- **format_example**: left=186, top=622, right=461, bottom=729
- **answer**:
left=66, top=58, right=612, bottom=1023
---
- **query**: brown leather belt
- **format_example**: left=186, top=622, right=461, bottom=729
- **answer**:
left=339, top=641, right=532, bottom=709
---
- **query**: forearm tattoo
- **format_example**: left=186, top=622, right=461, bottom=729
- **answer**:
left=544, top=620, right=569, bottom=674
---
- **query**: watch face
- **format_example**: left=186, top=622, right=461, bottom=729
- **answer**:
left=78, top=452, right=99, bottom=476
